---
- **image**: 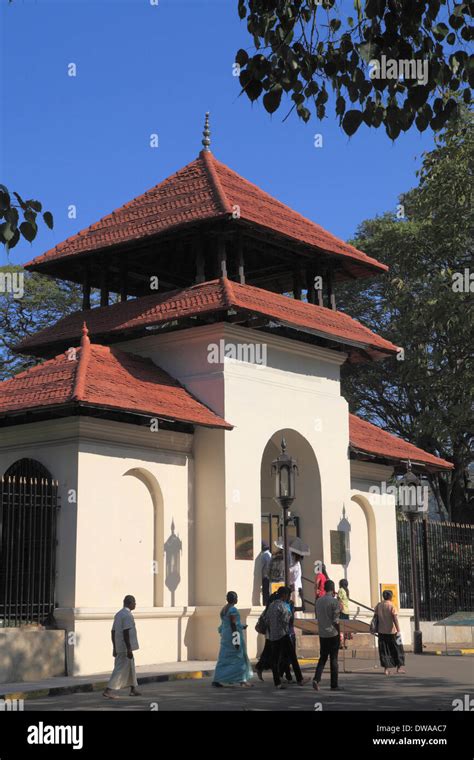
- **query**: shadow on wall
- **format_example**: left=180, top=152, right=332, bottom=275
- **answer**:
left=337, top=505, right=352, bottom=580
left=0, top=629, right=66, bottom=684
left=252, top=552, right=263, bottom=607
left=164, top=519, right=182, bottom=607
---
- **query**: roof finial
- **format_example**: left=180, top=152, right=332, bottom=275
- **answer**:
left=81, top=321, right=90, bottom=349
left=202, top=112, right=211, bottom=152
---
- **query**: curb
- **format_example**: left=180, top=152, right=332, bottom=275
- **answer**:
left=0, top=669, right=215, bottom=701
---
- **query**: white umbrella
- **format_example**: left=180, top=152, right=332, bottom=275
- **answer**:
left=274, top=536, right=310, bottom=556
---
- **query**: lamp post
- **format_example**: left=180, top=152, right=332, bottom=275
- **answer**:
left=272, top=439, right=298, bottom=587
left=400, top=461, right=423, bottom=655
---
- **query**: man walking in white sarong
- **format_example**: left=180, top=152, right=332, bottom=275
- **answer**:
left=103, top=595, right=141, bottom=699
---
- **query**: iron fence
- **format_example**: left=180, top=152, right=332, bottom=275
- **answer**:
left=397, top=515, right=473, bottom=621
left=0, top=475, right=59, bottom=627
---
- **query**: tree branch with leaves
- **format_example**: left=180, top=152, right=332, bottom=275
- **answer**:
left=235, top=0, right=472, bottom=138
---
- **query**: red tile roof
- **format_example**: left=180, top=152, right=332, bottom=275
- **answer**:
left=0, top=326, right=231, bottom=430
left=16, top=278, right=399, bottom=360
left=349, top=414, right=453, bottom=471
left=25, top=151, right=387, bottom=277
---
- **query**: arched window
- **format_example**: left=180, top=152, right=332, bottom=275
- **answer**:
left=1, top=459, right=59, bottom=627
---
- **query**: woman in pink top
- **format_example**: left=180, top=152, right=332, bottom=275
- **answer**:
left=374, top=589, right=406, bottom=675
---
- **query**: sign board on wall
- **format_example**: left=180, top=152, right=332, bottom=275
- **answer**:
left=330, top=530, right=348, bottom=565
left=380, top=583, right=399, bottom=610
left=234, top=523, right=253, bottom=560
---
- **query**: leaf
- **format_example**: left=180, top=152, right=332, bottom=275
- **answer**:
left=365, top=0, right=381, bottom=19
left=342, top=109, right=364, bottom=136
left=43, top=211, right=54, bottom=229
left=13, top=192, right=26, bottom=210
left=433, top=22, right=449, bottom=40
left=263, top=85, right=282, bottom=114
left=6, top=228, right=20, bottom=250
left=19, top=220, right=37, bottom=243
left=235, top=49, right=249, bottom=67
left=449, top=13, right=464, bottom=30
left=28, top=200, right=42, bottom=212
left=358, top=41, right=378, bottom=63
left=4, top=207, right=19, bottom=227
left=24, top=209, right=37, bottom=225
left=296, top=104, right=311, bottom=123
left=0, top=190, right=10, bottom=211
left=336, top=95, right=346, bottom=116
left=0, top=222, right=15, bottom=242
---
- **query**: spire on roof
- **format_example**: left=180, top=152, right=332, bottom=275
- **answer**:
left=80, top=321, right=90, bottom=350
left=201, top=112, right=211, bottom=152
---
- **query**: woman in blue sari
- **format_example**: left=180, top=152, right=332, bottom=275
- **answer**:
left=212, top=592, right=253, bottom=688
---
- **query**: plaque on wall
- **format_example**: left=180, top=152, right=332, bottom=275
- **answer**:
left=235, top=523, right=254, bottom=560
left=380, top=583, right=399, bottom=609
left=330, top=530, right=347, bottom=565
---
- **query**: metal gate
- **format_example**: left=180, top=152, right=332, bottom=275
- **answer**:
left=397, top=515, right=473, bottom=621
left=0, top=463, right=59, bottom=627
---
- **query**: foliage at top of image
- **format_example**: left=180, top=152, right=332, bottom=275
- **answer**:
left=0, top=186, right=53, bottom=252
left=236, top=0, right=473, bottom=138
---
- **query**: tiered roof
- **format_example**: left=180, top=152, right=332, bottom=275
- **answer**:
left=15, top=278, right=399, bottom=361
left=349, top=414, right=453, bottom=472
left=25, top=150, right=386, bottom=282
left=0, top=326, right=231, bottom=430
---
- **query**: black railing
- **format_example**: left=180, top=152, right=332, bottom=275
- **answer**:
left=397, top=516, right=473, bottom=621
left=0, top=475, right=60, bottom=627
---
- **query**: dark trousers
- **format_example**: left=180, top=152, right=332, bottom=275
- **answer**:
left=270, top=635, right=303, bottom=686
left=314, top=635, right=340, bottom=688
left=262, top=577, right=270, bottom=606
left=378, top=633, right=405, bottom=669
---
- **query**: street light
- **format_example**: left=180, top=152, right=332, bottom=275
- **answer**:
left=400, top=460, right=423, bottom=654
left=272, top=439, right=298, bottom=587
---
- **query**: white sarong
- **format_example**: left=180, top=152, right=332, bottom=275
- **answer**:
left=107, top=653, right=138, bottom=690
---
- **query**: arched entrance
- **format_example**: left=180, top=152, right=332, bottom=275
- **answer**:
left=259, top=430, right=322, bottom=606
left=122, top=469, right=164, bottom=607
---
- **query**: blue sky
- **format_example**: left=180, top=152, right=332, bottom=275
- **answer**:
left=1, top=0, right=433, bottom=269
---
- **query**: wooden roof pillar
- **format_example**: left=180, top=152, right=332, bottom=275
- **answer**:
left=100, top=256, right=109, bottom=307
left=217, top=235, right=227, bottom=278
left=82, top=261, right=91, bottom=310
left=326, top=265, right=336, bottom=310
left=119, top=256, right=128, bottom=302
left=237, top=230, right=245, bottom=285
left=293, top=267, right=303, bottom=300
left=194, top=237, right=205, bottom=283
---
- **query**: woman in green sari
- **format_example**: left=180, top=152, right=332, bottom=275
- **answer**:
left=212, top=592, right=253, bottom=688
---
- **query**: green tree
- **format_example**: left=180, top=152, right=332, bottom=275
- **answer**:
left=236, top=0, right=472, bottom=138
left=339, top=111, right=473, bottom=520
left=0, top=266, right=83, bottom=380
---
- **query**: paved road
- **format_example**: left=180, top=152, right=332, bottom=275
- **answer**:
left=19, top=654, right=473, bottom=711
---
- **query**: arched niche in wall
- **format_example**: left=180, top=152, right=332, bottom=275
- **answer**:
left=122, top=468, right=164, bottom=608
left=350, top=494, right=379, bottom=608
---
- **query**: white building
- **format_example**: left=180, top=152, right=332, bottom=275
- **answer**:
left=0, top=132, right=452, bottom=679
